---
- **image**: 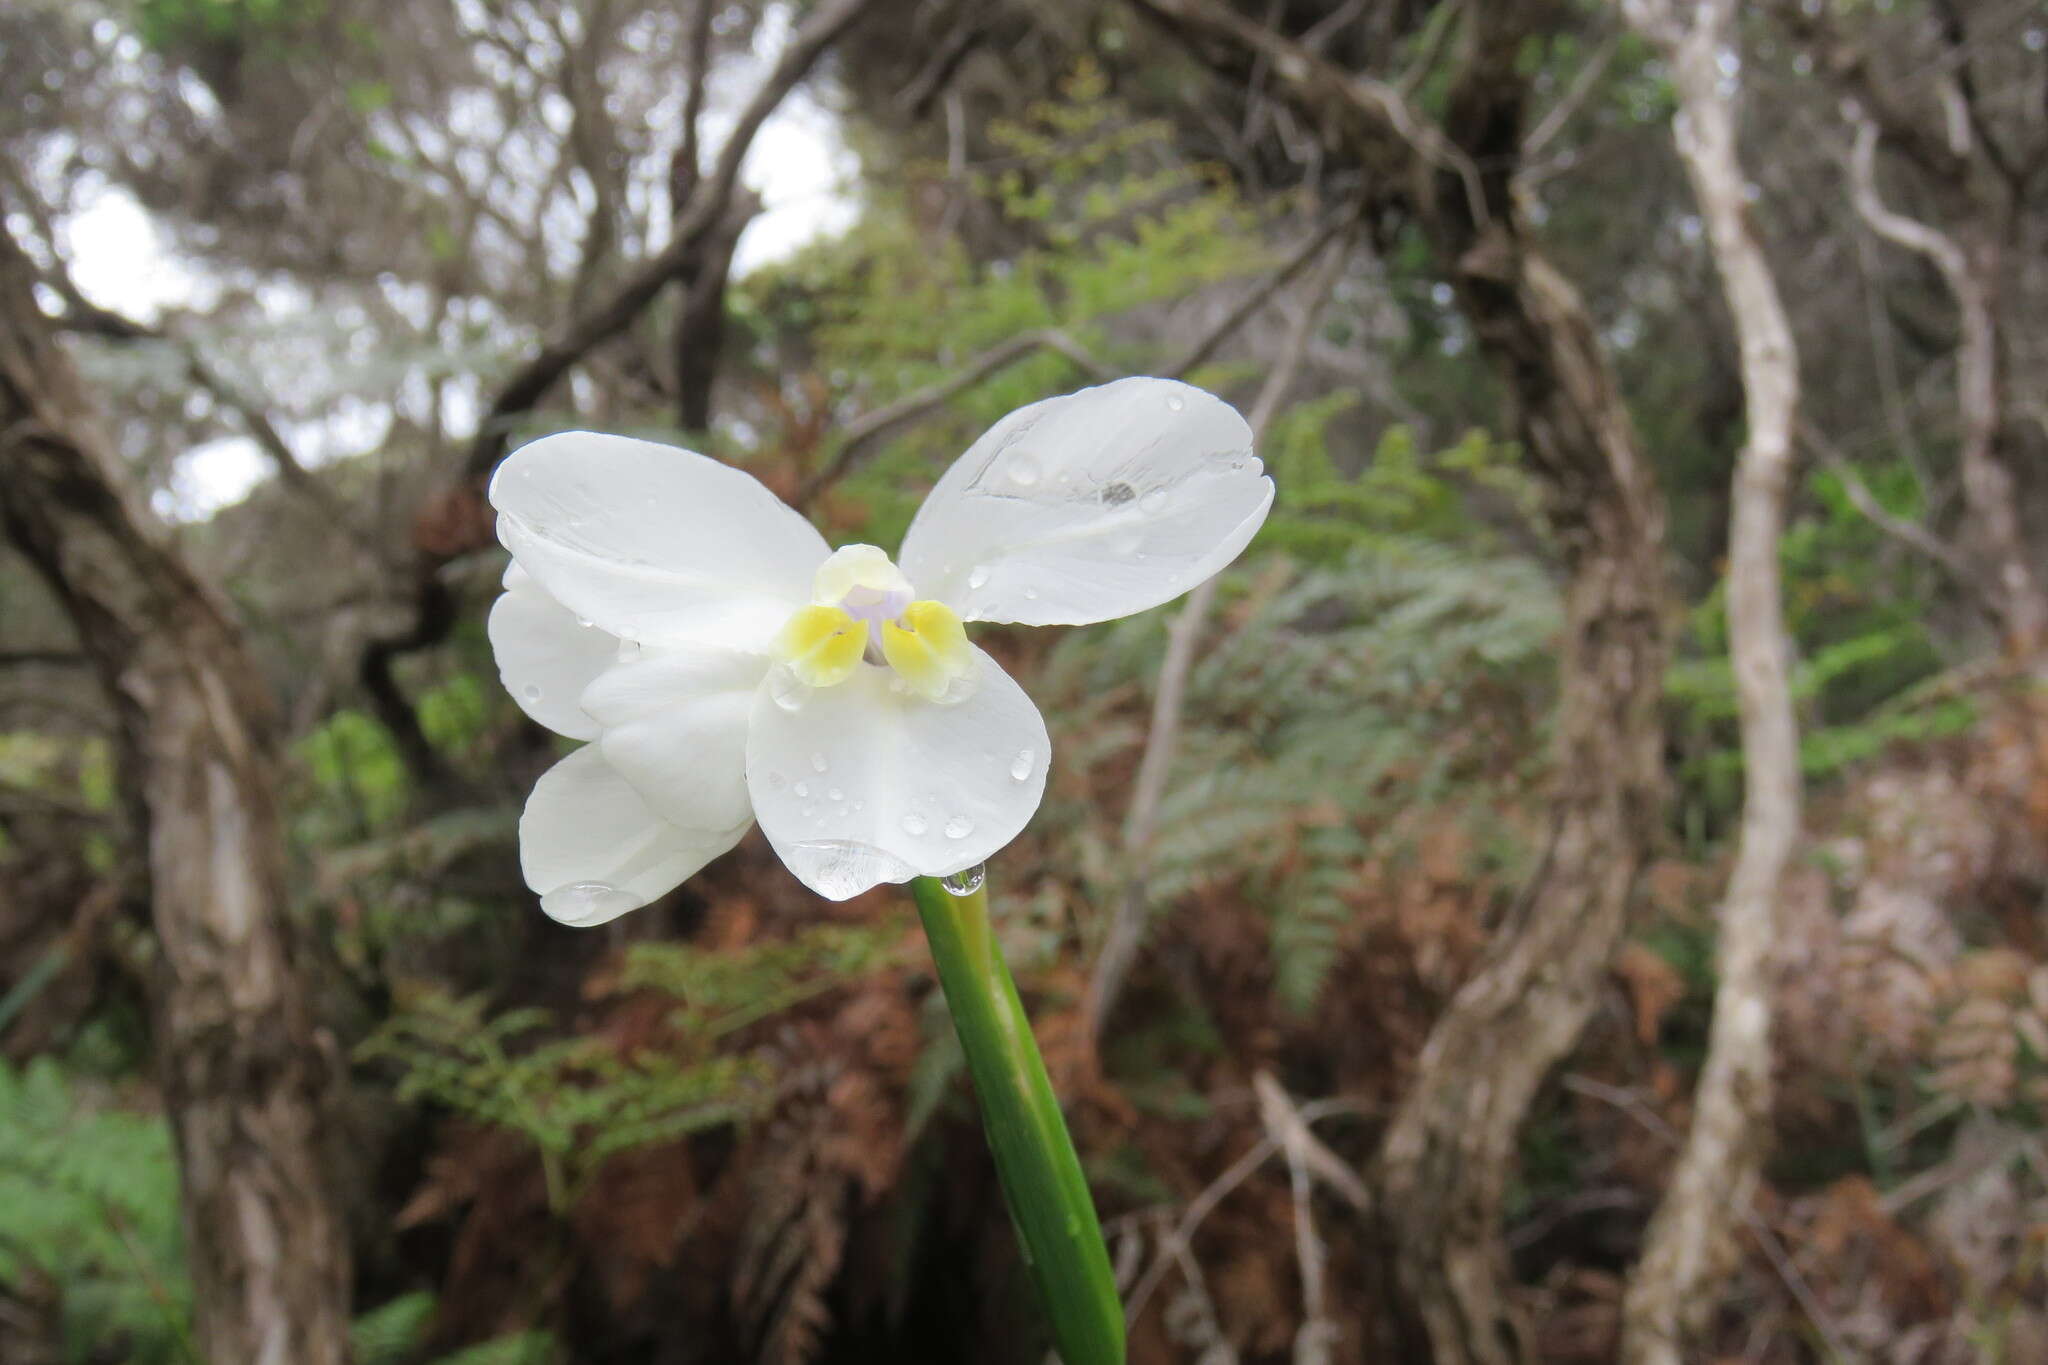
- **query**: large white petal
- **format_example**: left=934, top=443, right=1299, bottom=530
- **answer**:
left=580, top=647, right=766, bottom=830
left=897, top=378, right=1273, bottom=626
left=489, top=431, right=829, bottom=652
left=488, top=574, right=619, bottom=740
left=519, top=743, right=750, bottom=926
left=744, top=650, right=1050, bottom=900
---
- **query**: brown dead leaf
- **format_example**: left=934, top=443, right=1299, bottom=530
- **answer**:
left=1614, top=942, right=1687, bottom=1046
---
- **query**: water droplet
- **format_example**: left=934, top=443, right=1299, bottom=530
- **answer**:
left=1139, top=488, right=1170, bottom=515
left=616, top=640, right=643, bottom=661
left=1165, top=393, right=1186, bottom=412
left=1022, top=587, right=1039, bottom=601
left=765, top=771, right=787, bottom=790
left=1009, top=749, right=1035, bottom=782
left=827, top=787, right=843, bottom=802
left=901, top=813, right=929, bottom=836
left=788, top=839, right=918, bottom=900
left=967, top=565, right=991, bottom=591
left=940, top=863, right=986, bottom=896
left=810, top=752, right=828, bottom=773
left=540, top=881, right=642, bottom=925
left=944, top=815, right=975, bottom=839
left=521, top=683, right=543, bottom=702
left=1009, top=454, right=1042, bottom=487
left=794, top=781, right=810, bottom=798
left=575, top=616, right=594, bottom=629
left=767, top=665, right=809, bottom=712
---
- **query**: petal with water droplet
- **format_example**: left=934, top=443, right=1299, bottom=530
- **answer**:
left=744, top=649, right=1049, bottom=899
left=519, top=744, right=749, bottom=926
left=488, top=574, right=619, bottom=740
left=898, top=378, right=1272, bottom=626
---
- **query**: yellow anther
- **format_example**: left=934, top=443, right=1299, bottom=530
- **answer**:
left=882, top=599, right=974, bottom=701
left=777, top=604, right=865, bottom=687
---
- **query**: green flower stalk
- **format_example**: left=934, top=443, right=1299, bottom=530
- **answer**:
left=912, top=871, right=1124, bottom=1365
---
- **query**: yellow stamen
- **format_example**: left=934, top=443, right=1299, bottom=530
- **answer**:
left=882, top=599, right=974, bottom=701
left=778, top=604, right=865, bottom=687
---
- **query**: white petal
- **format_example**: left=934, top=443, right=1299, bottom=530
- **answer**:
left=582, top=647, right=765, bottom=830
left=488, top=576, right=619, bottom=740
left=744, top=649, right=1049, bottom=899
left=897, top=378, right=1273, bottom=626
left=489, top=431, right=829, bottom=652
left=519, top=744, right=749, bottom=926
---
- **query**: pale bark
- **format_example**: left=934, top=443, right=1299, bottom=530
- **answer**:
left=1615, top=3, right=1803, bottom=1361
left=0, top=228, right=351, bottom=1364
left=1846, top=115, right=2048, bottom=666
left=1123, top=5, right=1669, bottom=1360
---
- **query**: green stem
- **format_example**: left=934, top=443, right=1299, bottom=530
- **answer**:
left=911, top=873, right=1124, bottom=1365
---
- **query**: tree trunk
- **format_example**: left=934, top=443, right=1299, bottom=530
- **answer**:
left=1614, top=3, right=1803, bottom=1359
left=0, top=228, right=352, bottom=1364
left=1367, top=11, right=1668, bottom=1362
left=1120, top=5, right=1670, bottom=1359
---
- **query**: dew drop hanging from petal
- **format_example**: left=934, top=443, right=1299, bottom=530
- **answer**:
left=540, top=881, right=642, bottom=923
left=940, top=863, right=986, bottom=896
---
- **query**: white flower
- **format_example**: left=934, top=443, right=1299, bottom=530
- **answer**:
left=487, top=377, right=1272, bottom=921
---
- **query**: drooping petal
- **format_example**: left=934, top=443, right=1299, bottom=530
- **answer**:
left=579, top=647, right=765, bottom=831
left=744, top=650, right=1050, bottom=900
left=519, top=743, right=749, bottom=926
left=490, top=432, right=830, bottom=652
left=897, top=378, right=1273, bottom=626
left=488, top=573, right=620, bottom=740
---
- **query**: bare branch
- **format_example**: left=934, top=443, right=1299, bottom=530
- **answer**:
left=1521, top=34, right=1618, bottom=158
left=1798, top=422, right=1988, bottom=608
left=794, top=329, right=1114, bottom=507
left=1161, top=213, right=1347, bottom=377
left=1086, top=232, right=1349, bottom=1044
left=1846, top=109, right=2048, bottom=657
left=464, top=0, right=877, bottom=480
left=47, top=277, right=376, bottom=553
left=1617, top=3, right=1803, bottom=1361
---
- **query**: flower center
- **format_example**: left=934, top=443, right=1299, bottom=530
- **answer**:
left=775, top=544, right=974, bottom=702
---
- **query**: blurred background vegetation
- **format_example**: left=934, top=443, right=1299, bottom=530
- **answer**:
left=2, top=1, right=2046, bottom=1362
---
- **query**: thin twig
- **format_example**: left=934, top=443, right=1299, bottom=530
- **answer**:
left=1086, top=231, right=1350, bottom=1043
left=794, top=329, right=1113, bottom=506
left=1796, top=422, right=1987, bottom=610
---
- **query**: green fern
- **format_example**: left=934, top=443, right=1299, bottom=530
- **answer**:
left=0, top=1058, right=191, bottom=1365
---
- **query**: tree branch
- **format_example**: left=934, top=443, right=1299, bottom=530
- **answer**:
left=1085, top=231, right=1349, bottom=1045
left=464, top=0, right=877, bottom=480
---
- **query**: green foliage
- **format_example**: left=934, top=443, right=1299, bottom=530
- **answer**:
left=356, top=992, right=766, bottom=1212
left=1044, top=462, right=1560, bottom=1013
left=351, top=1290, right=439, bottom=1365
left=740, top=61, right=1275, bottom=550
left=0, top=1058, right=192, bottom=1365
left=618, top=916, right=915, bottom=1040
left=135, top=0, right=319, bottom=51
left=1667, top=459, right=1967, bottom=833
left=297, top=707, right=410, bottom=833
left=1262, top=401, right=1539, bottom=563
left=353, top=1290, right=560, bottom=1365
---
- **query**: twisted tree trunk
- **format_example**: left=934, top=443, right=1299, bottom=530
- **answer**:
left=1123, top=4, right=1670, bottom=1359
left=0, top=227, right=351, bottom=1364
left=1615, top=2, right=1803, bottom=1359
